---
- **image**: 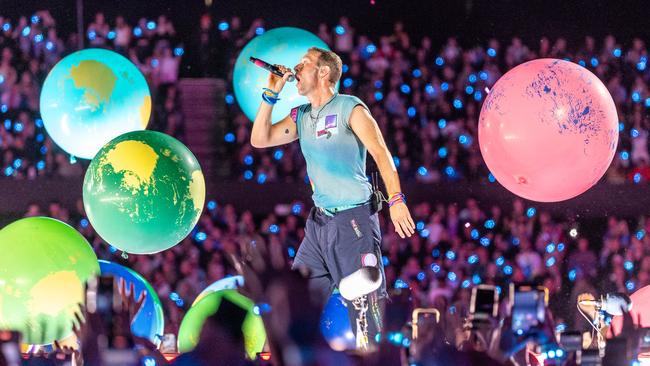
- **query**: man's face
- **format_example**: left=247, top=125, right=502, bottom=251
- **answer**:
left=293, top=51, right=320, bottom=96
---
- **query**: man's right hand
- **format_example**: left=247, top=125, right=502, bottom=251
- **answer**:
left=267, top=64, right=294, bottom=94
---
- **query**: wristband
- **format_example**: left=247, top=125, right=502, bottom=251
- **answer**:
left=388, top=192, right=406, bottom=207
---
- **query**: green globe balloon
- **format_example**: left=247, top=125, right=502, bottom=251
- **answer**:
left=83, top=130, right=205, bottom=254
left=177, top=289, right=266, bottom=360
left=0, top=217, right=99, bottom=345
left=40, top=48, right=151, bottom=160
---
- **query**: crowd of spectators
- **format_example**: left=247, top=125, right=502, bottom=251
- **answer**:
left=0, top=10, right=184, bottom=179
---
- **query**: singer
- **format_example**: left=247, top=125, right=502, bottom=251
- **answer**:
left=250, top=47, right=415, bottom=350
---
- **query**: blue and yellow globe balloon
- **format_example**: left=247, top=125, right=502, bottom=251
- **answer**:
left=233, top=27, right=335, bottom=123
left=98, top=260, right=164, bottom=345
left=320, top=291, right=355, bottom=351
left=83, top=130, right=205, bottom=254
left=40, top=48, right=151, bottom=159
left=0, top=217, right=99, bottom=345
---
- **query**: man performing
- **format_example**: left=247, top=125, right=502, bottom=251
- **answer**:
left=250, top=47, right=415, bottom=349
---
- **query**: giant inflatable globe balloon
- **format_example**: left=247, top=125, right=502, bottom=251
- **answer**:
left=320, top=291, right=355, bottom=351
left=478, top=59, right=618, bottom=202
left=0, top=217, right=99, bottom=345
left=177, top=289, right=266, bottom=360
left=83, top=130, right=205, bottom=254
left=233, top=27, right=335, bottom=123
left=98, top=260, right=164, bottom=345
left=40, top=48, right=151, bottom=159
left=192, top=276, right=244, bottom=306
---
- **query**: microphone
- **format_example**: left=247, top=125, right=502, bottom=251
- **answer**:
left=578, top=293, right=632, bottom=316
left=249, top=57, right=295, bottom=82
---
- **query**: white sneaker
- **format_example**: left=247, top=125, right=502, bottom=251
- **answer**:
left=339, top=267, right=382, bottom=301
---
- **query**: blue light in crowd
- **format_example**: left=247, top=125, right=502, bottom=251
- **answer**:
left=287, top=247, right=296, bottom=258
left=632, top=92, right=641, bottom=103
left=435, top=57, right=444, bottom=66
left=21, top=26, right=30, bottom=37
left=342, top=64, right=349, bottom=73
left=637, top=230, right=645, bottom=240
left=438, top=147, right=448, bottom=158
left=412, top=68, right=422, bottom=78
left=2, top=23, right=10, bottom=32
left=40, top=146, right=48, bottom=154
left=462, top=280, right=471, bottom=288
left=107, top=31, right=116, bottom=40
left=503, top=265, right=513, bottom=275
left=0, top=76, right=4, bottom=85
left=479, top=71, right=489, bottom=80
left=400, top=84, right=411, bottom=94
left=243, top=155, right=253, bottom=165
left=383, top=256, right=390, bottom=266
left=417, top=272, right=426, bottom=281
left=438, top=118, right=447, bottom=129
left=169, top=292, right=180, bottom=301
left=34, top=34, right=43, bottom=43
left=151, top=59, right=159, bottom=68
left=416, top=221, right=425, bottom=231
left=488, top=173, right=496, bottom=182
left=255, top=27, right=265, bottom=35
left=472, top=274, right=482, bottom=285
left=269, top=224, right=279, bottom=233
left=343, top=78, right=353, bottom=88
left=431, top=249, right=440, bottom=257
left=468, top=254, right=478, bottom=264
left=496, top=256, right=505, bottom=266
left=407, top=106, right=416, bottom=118
left=568, top=269, right=577, bottom=282
left=420, top=229, right=430, bottom=238
left=431, top=264, right=441, bottom=273
left=578, top=60, right=586, bottom=67
left=273, top=149, right=284, bottom=160
left=365, top=44, right=377, bottom=54
left=546, top=243, right=555, bottom=253
left=146, top=21, right=156, bottom=30
left=453, top=99, right=463, bottom=109
left=257, top=173, right=267, bottom=184
left=243, top=170, right=253, bottom=180
left=335, top=25, right=345, bottom=35
left=425, top=84, right=435, bottom=95
left=619, top=121, right=625, bottom=132
left=4, top=119, right=11, bottom=129
left=487, top=48, right=496, bottom=57
left=394, top=279, right=408, bottom=289
left=69, top=155, right=76, bottom=164
left=626, top=281, right=635, bottom=291
left=45, top=41, right=54, bottom=51
left=556, top=349, right=564, bottom=358
left=634, top=172, right=642, bottom=183
left=526, top=207, right=536, bottom=218
left=374, top=80, right=383, bottom=89
left=218, top=21, right=229, bottom=31
left=292, top=203, right=302, bottom=215
left=645, top=98, right=650, bottom=107
left=445, top=166, right=455, bottom=177
left=446, top=250, right=456, bottom=260
left=621, top=151, right=629, bottom=160
left=480, top=237, right=490, bottom=247
left=207, top=200, right=217, bottom=210
left=133, top=27, right=142, bottom=37
left=3, top=167, right=13, bottom=176
left=613, top=48, right=622, bottom=58
left=484, top=219, right=495, bottom=229
left=556, top=323, right=567, bottom=333
left=30, top=15, right=39, bottom=24
left=174, top=47, right=184, bottom=56
left=512, top=237, right=520, bottom=245
left=638, top=61, right=647, bottom=71
left=471, top=229, right=479, bottom=239
left=80, top=218, right=90, bottom=228
left=440, top=82, right=449, bottom=91
left=546, top=257, right=556, bottom=267
left=374, top=91, right=383, bottom=101
left=13, top=122, right=23, bottom=132
left=468, top=74, right=477, bottom=83
left=548, top=350, right=556, bottom=358
left=631, top=128, right=640, bottom=138
left=87, top=30, right=96, bottom=41
left=224, top=132, right=235, bottom=142
left=194, top=232, right=207, bottom=242
left=447, top=272, right=457, bottom=281
left=1, top=105, right=7, bottom=113
left=624, top=260, right=634, bottom=271
left=417, top=166, right=428, bottom=176
left=36, top=161, right=45, bottom=170
left=591, top=57, right=599, bottom=67
left=12, top=159, right=22, bottom=169
left=225, top=94, right=234, bottom=104
left=393, top=156, right=400, bottom=168
left=459, top=134, right=469, bottom=145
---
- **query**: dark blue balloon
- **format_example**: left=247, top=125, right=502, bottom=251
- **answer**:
left=320, top=292, right=356, bottom=351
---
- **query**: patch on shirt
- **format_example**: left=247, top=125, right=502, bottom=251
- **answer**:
left=350, top=218, right=363, bottom=239
left=316, top=114, right=339, bottom=139
left=290, top=107, right=299, bottom=123
left=361, top=253, right=378, bottom=267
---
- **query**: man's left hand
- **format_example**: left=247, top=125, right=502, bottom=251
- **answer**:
left=389, top=202, right=415, bottom=238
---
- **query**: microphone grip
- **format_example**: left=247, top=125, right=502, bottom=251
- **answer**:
left=250, top=57, right=295, bottom=82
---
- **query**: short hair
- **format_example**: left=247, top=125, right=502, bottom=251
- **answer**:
left=308, top=47, right=342, bottom=84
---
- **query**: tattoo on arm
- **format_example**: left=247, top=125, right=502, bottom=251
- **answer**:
left=285, top=129, right=289, bottom=134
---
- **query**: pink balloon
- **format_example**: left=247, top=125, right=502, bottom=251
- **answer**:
left=479, top=59, right=618, bottom=202
left=610, top=285, right=650, bottom=337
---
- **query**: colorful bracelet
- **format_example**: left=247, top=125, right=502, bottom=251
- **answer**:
left=388, top=192, right=406, bottom=207
left=262, top=88, right=280, bottom=105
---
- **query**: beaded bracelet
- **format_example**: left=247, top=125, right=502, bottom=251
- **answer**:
left=262, top=88, right=281, bottom=105
left=388, top=192, right=406, bottom=207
